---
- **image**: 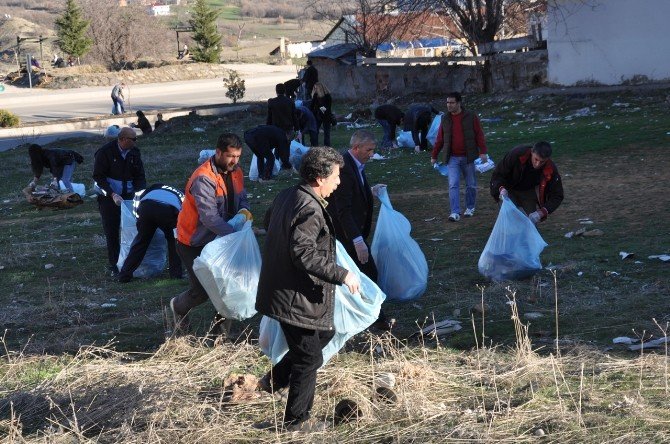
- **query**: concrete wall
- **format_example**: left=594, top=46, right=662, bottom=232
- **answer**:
left=547, top=0, right=670, bottom=86
left=314, top=51, right=547, bottom=100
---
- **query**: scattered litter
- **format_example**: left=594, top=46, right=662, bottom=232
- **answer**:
left=2, top=199, right=9, bottom=203
left=412, top=303, right=422, bottom=309
left=110, top=298, right=118, bottom=302
left=605, top=271, right=620, bottom=277
left=534, top=429, right=546, bottom=437
left=371, top=153, right=386, bottom=160
left=524, top=312, right=544, bottom=320
left=611, top=102, right=630, bottom=107
left=579, top=220, right=594, bottom=225
left=577, top=271, right=583, bottom=276
left=193, top=127, right=205, bottom=132
left=452, top=308, right=461, bottom=317
left=564, top=231, right=574, bottom=238
left=429, top=238, right=443, bottom=242
left=344, top=113, right=352, bottom=120
left=474, top=154, right=495, bottom=173
left=634, top=261, right=643, bottom=264
left=648, top=254, right=670, bottom=262
left=101, top=303, right=117, bottom=308
left=423, top=217, right=436, bottom=222
left=44, top=264, right=54, bottom=269
left=0, top=266, right=4, bottom=270
left=346, top=119, right=371, bottom=130
left=418, top=319, right=462, bottom=338
left=604, top=125, right=610, bottom=129
left=577, top=218, right=591, bottom=221
left=619, top=251, right=635, bottom=260
left=629, top=337, right=670, bottom=351
left=613, top=336, right=639, bottom=345
left=480, top=117, right=502, bottom=123
left=375, top=372, right=396, bottom=389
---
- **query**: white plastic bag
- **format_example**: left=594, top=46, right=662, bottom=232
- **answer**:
left=116, top=200, right=167, bottom=277
left=474, top=154, right=495, bottom=173
left=289, top=140, right=310, bottom=171
left=249, top=151, right=282, bottom=181
left=259, top=241, right=386, bottom=366
left=396, top=131, right=414, bottom=148
left=427, top=113, right=443, bottom=146
left=478, top=197, right=548, bottom=281
left=192, top=221, right=261, bottom=321
left=59, top=181, right=86, bottom=196
left=198, top=149, right=215, bottom=164
left=371, top=187, right=428, bottom=301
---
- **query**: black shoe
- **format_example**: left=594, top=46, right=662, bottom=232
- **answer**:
left=118, top=273, right=132, bottom=283
left=108, top=265, right=119, bottom=277
left=370, top=314, right=395, bottom=332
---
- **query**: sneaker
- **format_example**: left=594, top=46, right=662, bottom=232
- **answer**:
left=169, top=297, right=190, bottom=334
left=448, top=213, right=460, bottom=222
left=286, top=418, right=328, bottom=433
left=464, top=208, right=475, bottom=217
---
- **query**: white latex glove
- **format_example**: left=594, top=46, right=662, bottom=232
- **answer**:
left=371, top=184, right=387, bottom=198
left=353, top=238, right=369, bottom=264
left=229, top=213, right=246, bottom=231
left=343, top=271, right=361, bottom=295
left=28, top=179, right=37, bottom=188
left=319, top=106, right=326, bottom=113
left=529, top=210, right=542, bottom=225
left=112, top=193, right=124, bottom=206
left=499, top=187, right=508, bottom=198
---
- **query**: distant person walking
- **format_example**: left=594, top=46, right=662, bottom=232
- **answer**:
left=310, top=82, right=333, bottom=146
left=111, top=82, right=127, bottom=115
left=302, top=60, right=318, bottom=99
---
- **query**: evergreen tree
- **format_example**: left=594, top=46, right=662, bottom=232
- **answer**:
left=54, top=0, right=93, bottom=60
left=189, top=0, right=222, bottom=63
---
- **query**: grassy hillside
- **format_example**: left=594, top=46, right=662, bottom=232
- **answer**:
left=0, top=87, right=669, bottom=441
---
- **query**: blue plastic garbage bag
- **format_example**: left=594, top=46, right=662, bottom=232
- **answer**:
left=396, top=131, right=414, bottom=148
left=193, top=221, right=260, bottom=321
left=117, top=200, right=167, bottom=277
left=258, top=241, right=386, bottom=366
left=371, top=187, right=428, bottom=301
left=427, top=113, right=443, bottom=146
left=198, top=149, right=216, bottom=164
left=289, top=140, right=310, bottom=171
left=433, top=162, right=449, bottom=176
left=478, top=197, right=548, bottom=281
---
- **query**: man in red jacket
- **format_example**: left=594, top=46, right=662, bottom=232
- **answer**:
left=431, top=92, right=488, bottom=222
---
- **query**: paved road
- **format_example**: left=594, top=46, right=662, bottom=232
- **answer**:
left=0, top=64, right=297, bottom=123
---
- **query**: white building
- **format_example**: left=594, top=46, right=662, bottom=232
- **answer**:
left=547, top=0, right=670, bottom=85
left=149, top=4, right=171, bottom=16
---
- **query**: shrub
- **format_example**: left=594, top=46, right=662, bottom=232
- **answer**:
left=0, top=109, right=20, bottom=128
left=223, top=70, right=245, bottom=104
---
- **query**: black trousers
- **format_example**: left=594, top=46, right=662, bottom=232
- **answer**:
left=172, top=241, right=207, bottom=316
left=98, top=195, right=122, bottom=268
left=244, top=133, right=276, bottom=180
left=270, top=323, right=335, bottom=425
left=119, top=200, right=182, bottom=279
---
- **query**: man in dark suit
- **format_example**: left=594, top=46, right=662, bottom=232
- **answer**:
left=267, top=83, right=298, bottom=140
left=326, top=129, right=393, bottom=331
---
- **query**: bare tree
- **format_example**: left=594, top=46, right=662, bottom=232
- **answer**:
left=81, top=0, right=172, bottom=70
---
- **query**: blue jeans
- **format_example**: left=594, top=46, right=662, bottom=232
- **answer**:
left=378, top=119, right=392, bottom=148
left=447, top=156, right=476, bottom=214
left=61, top=163, right=76, bottom=192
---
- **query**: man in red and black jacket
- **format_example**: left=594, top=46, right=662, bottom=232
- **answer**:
left=490, top=141, right=564, bottom=225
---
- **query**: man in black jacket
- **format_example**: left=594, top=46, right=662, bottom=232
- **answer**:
left=256, top=146, right=360, bottom=433
left=93, top=127, right=146, bottom=274
left=404, top=104, right=439, bottom=152
left=118, top=184, right=184, bottom=283
left=326, top=129, right=393, bottom=331
left=267, top=83, right=298, bottom=139
left=302, top=60, right=318, bottom=99
left=244, top=125, right=292, bottom=182
left=490, top=141, right=564, bottom=225
left=374, top=104, right=403, bottom=150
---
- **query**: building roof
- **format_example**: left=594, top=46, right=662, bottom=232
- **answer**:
left=307, top=43, right=358, bottom=60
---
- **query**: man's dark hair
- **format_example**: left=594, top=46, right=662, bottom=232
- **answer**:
left=306, top=60, right=312, bottom=66
left=216, top=133, right=243, bottom=152
left=300, top=146, right=344, bottom=183
left=532, top=141, right=552, bottom=159
left=275, top=83, right=286, bottom=95
left=446, top=91, right=462, bottom=102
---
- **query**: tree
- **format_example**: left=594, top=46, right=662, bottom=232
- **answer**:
left=189, top=0, right=222, bottom=63
left=54, top=0, right=93, bottom=61
left=223, top=70, right=245, bottom=103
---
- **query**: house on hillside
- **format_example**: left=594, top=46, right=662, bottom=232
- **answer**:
left=547, top=0, right=670, bottom=85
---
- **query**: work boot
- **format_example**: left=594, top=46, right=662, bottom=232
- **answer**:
left=286, top=418, right=328, bottom=433
left=169, top=297, right=190, bottom=335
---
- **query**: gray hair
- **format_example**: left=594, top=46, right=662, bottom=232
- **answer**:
left=350, top=129, right=376, bottom=147
left=300, top=146, right=344, bottom=183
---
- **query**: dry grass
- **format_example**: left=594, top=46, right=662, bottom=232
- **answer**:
left=2, top=301, right=670, bottom=443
